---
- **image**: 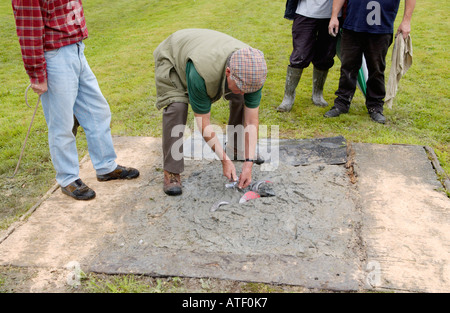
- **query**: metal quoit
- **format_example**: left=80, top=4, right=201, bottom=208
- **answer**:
left=9, top=85, right=41, bottom=178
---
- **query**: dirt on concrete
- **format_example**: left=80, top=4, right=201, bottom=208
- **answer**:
left=0, top=265, right=324, bottom=293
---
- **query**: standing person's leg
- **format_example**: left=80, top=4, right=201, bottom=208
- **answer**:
left=73, top=42, right=117, bottom=175
left=363, top=34, right=393, bottom=124
left=40, top=44, right=82, bottom=188
left=226, top=92, right=245, bottom=160
left=162, top=102, right=188, bottom=195
left=40, top=43, right=96, bottom=200
left=325, top=30, right=363, bottom=117
left=226, top=93, right=264, bottom=164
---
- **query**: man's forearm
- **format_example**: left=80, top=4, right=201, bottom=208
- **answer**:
left=328, top=0, right=345, bottom=36
left=403, top=0, right=416, bottom=23
left=194, top=113, right=229, bottom=162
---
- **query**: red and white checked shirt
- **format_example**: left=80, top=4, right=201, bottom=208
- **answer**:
left=12, top=0, right=88, bottom=84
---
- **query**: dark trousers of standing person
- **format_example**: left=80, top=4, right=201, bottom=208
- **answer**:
left=333, top=29, right=393, bottom=114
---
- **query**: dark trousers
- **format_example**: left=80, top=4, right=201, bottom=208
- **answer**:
left=334, top=29, right=393, bottom=113
left=290, top=14, right=338, bottom=70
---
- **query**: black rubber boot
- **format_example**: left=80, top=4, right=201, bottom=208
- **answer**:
left=61, top=179, right=96, bottom=200
left=97, top=165, right=140, bottom=181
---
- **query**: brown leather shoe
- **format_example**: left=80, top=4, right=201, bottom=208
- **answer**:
left=163, top=170, right=182, bottom=196
left=97, top=165, right=140, bottom=181
left=61, top=179, right=96, bottom=200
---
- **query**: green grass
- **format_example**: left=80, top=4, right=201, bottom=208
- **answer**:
left=1, top=1, right=449, bottom=227
left=84, top=274, right=155, bottom=293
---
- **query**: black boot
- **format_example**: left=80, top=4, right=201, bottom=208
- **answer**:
left=324, top=107, right=345, bottom=118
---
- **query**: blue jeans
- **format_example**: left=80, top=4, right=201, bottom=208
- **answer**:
left=40, top=41, right=117, bottom=187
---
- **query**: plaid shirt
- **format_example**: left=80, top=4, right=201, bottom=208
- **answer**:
left=12, top=0, right=88, bottom=84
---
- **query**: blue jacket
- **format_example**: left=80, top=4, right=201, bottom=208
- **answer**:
left=284, top=0, right=299, bottom=20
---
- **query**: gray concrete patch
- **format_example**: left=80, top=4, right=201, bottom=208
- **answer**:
left=0, top=136, right=448, bottom=292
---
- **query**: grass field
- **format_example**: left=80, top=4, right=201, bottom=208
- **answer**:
left=0, top=0, right=449, bottom=292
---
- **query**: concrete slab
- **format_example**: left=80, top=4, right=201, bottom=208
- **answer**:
left=0, top=136, right=448, bottom=292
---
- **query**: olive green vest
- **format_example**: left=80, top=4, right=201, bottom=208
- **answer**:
left=153, top=29, right=249, bottom=109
